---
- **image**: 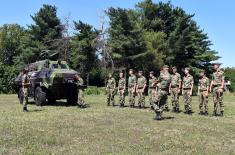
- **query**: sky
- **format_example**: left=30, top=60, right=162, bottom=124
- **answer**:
left=0, top=0, right=234, bottom=67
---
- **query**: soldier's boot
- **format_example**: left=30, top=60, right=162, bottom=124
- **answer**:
left=220, top=111, right=224, bottom=117
left=204, top=111, right=208, bottom=116
left=23, top=107, right=28, bottom=112
left=199, top=111, right=204, bottom=115
left=138, top=104, right=142, bottom=109
left=154, top=112, right=162, bottom=120
left=213, top=110, right=217, bottom=116
left=172, top=107, right=176, bottom=112
left=188, top=110, right=192, bottom=115
left=150, top=106, right=154, bottom=110
left=165, top=106, right=170, bottom=112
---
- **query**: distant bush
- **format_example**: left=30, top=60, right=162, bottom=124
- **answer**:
left=85, top=86, right=106, bottom=95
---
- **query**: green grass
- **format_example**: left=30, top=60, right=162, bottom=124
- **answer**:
left=0, top=94, right=235, bottom=155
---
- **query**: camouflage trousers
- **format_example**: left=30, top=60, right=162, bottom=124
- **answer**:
left=118, top=89, right=125, bottom=106
left=149, top=88, right=156, bottom=108
left=182, top=89, right=192, bottom=112
left=153, top=90, right=168, bottom=114
left=198, top=91, right=208, bottom=112
left=213, top=86, right=224, bottom=112
left=128, top=87, right=135, bottom=106
left=107, top=89, right=115, bottom=106
left=78, top=89, right=85, bottom=106
left=171, top=87, right=180, bottom=109
left=137, top=89, right=145, bottom=107
left=23, top=87, right=28, bottom=108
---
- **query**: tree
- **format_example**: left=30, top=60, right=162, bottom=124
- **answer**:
left=0, top=24, right=25, bottom=65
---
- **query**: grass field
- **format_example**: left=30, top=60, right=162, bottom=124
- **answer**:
left=0, top=94, right=235, bottom=155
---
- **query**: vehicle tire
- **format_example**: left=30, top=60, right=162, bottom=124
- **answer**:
left=18, top=87, right=24, bottom=104
left=67, top=86, right=78, bottom=106
left=35, top=87, right=46, bottom=106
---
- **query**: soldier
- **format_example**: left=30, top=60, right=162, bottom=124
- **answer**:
left=182, top=67, right=194, bottom=115
left=22, top=68, right=30, bottom=112
left=198, top=70, right=210, bottom=115
left=210, top=62, right=225, bottom=116
left=148, top=71, right=157, bottom=110
left=128, top=69, right=137, bottom=107
left=106, top=73, right=116, bottom=106
left=75, top=73, right=86, bottom=108
left=153, top=65, right=171, bottom=120
left=169, top=66, right=182, bottom=113
left=136, top=71, right=147, bottom=108
left=118, top=72, right=126, bottom=107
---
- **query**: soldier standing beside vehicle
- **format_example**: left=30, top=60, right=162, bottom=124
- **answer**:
left=153, top=65, right=171, bottom=120
left=75, top=73, right=86, bottom=108
left=148, top=71, right=157, bottom=110
left=22, top=68, right=30, bottom=112
left=106, top=73, right=116, bottom=106
left=118, top=72, right=126, bottom=107
left=136, top=71, right=147, bottom=108
left=198, top=70, right=210, bottom=115
left=169, top=66, right=182, bottom=113
left=128, top=69, right=137, bottom=107
left=182, top=68, right=194, bottom=115
left=210, top=63, right=225, bottom=116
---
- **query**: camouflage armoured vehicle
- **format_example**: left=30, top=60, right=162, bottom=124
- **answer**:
left=15, top=59, right=82, bottom=106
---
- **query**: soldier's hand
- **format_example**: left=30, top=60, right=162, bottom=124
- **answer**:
left=205, top=92, right=209, bottom=97
left=197, top=92, right=200, bottom=96
left=189, top=91, right=193, bottom=96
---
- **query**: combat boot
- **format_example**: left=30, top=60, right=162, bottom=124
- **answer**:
left=213, top=111, right=217, bottom=116
left=188, top=110, right=192, bottom=115
left=138, top=105, right=142, bottom=109
left=176, top=108, right=180, bottom=113
left=220, top=111, right=224, bottom=117
left=204, top=111, right=208, bottom=116
left=199, top=111, right=204, bottom=115
left=154, top=112, right=162, bottom=120
left=150, top=106, right=154, bottom=110
left=23, top=107, right=28, bottom=112
left=172, top=107, right=176, bottom=112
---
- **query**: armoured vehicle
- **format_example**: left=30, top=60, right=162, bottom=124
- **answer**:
left=14, top=59, right=82, bottom=106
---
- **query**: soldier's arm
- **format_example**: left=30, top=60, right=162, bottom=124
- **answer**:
left=190, top=78, right=194, bottom=96
left=221, top=74, right=225, bottom=89
left=210, top=80, right=213, bottom=92
left=206, top=80, right=210, bottom=96
left=197, top=84, right=200, bottom=96
left=169, top=83, right=171, bottom=93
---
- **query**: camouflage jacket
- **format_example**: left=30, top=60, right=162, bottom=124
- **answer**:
left=22, top=74, right=30, bottom=88
left=118, top=77, right=126, bottom=90
left=107, top=78, right=116, bottom=89
left=137, top=76, right=147, bottom=89
left=128, top=75, right=136, bottom=88
left=183, top=74, right=194, bottom=89
left=212, top=70, right=224, bottom=86
left=76, top=77, right=84, bottom=89
left=171, top=72, right=182, bottom=87
left=149, top=76, right=157, bottom=89
left=198, top=76, right=210, bottom=91
left=158, top=72, right=171, bottom=90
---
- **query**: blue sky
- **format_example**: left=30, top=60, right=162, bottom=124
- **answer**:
left=0, top=0, right=234, bottom=67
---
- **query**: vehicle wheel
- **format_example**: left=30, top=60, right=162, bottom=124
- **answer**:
left=18, top=87, right=24, bottom=104
left=35, top=87, right=46, bottom=106
left=67, top=87, right=78, bottom=106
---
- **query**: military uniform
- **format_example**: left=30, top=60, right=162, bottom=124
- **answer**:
left=154, top=71, right=171, bottom=118
left=148, top=76, right=157, bottom=109
left=76, top=77, right=85, bottom=107
left=137, top=75, right=147, bottom=108
left=212, top=70, right=225, bottom=115
left=106, top=77, right=116, bottom=106
left=182, top=74, right=194, bottom=113
left=128, top=75, right=137, bottom=107
left=118, top=77, right=126, bottom=107
left=198, top=76, right=210, bottom=114
left=22, top=74, right=30, bottom=111
left=170, top=72, right=182, bottom=112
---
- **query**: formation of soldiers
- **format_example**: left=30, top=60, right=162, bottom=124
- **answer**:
left=106, top=63, right=225, bottom=120
left=20, top=62, right=225, bottom=121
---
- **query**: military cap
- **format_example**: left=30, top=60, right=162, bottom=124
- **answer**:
left=185, top=67, right=190, bottom=71
left=163, top=65, right=169, bottom=68
left=129, top=69, right=134, bottom=71
left=149, top=71, right=154, bottom=74
left=138, top=71, right=143, bottom=73
left=172, top=66, right=177, bottom=69
left=23, top=68, right=29, bottom=71
left=212, top=62, right=222, bottom=66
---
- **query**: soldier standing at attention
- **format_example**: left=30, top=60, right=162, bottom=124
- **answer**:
left=136, top=71, right=147, bottom=109
left=22, top=68, right=30, bottom=112
left=153, top=65, right=171, bottom=120
left=182, top=68, right=194, bottom=115
left=128, top=69, right=137, bottom=107
left=169, top=66, right=182, bottom=113
left=148, top=71, right=157, bottom=110
left=210, top=63, right=225, bottom=116
left=198, top=70, right=210, bottom=115
left=75, top=73, right=86, bottom=108
left=106, top=73, right=116, bottom=106
left=118, top=72, right=126, bottom=107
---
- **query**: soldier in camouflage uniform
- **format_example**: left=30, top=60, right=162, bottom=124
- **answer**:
left=22, top=68, right=30, bottom=112
left=128, top=69, right=137, bottom=107
left=169, top=66, right=182, bottom=113
left=106, top=73, right=116, bottom=106
left=153, top=65, right=171, bottom=120
left=197, top=70, right=210, bottom=115
left=118, top=72, right=126, bottom=107
left=136, top=71, right=147, bottom=108
left=75, top=73, right=86, bottom=108
left=210, top=63, right=225, bottom=116
left=148, top=71, right=157, bottom=110
left=182, top=68, right=194, bottom=115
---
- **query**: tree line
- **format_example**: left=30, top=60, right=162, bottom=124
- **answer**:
left=0, top=0, right=233, bottom=93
